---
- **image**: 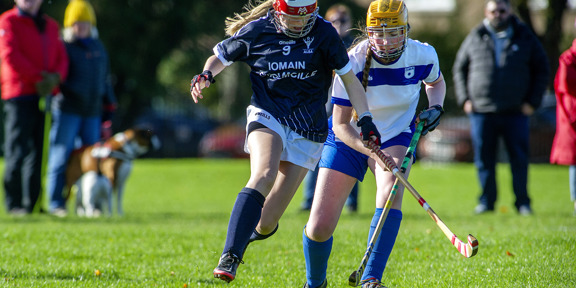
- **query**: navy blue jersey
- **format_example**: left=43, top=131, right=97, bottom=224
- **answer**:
left=214, top=11, right=350, bottom=142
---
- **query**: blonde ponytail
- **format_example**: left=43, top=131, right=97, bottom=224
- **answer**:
left=225, top=0, right=274, bottom=36
left=352, top=44, right=373, bottom=121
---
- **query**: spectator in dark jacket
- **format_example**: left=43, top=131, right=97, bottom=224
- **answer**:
left=0, top=0, right=68, bottom=215
left=47, top=0, right=116, bottom=216
left=452, top=0, right=549, bottom=215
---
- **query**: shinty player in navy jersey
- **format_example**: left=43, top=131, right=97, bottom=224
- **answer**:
left=190, top=0, right=381, bottom=283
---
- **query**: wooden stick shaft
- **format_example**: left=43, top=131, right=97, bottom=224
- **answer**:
left=353, top=178, right=400, bottom=284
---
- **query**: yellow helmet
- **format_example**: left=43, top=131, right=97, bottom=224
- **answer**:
left=366, top=0, right=408, bottom=60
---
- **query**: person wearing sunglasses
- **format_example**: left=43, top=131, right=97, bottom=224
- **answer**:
left=453, top=0, right=549, bottom=216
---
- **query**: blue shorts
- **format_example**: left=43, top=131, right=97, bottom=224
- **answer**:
left=319, top=125, right=414, bottom=182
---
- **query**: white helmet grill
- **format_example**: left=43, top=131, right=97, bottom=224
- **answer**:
left=273, top=0, right=318, bottom=38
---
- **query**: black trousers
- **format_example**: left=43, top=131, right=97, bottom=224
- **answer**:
left=3, top=97, right=45, bottom=212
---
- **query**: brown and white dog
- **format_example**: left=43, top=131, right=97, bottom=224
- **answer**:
left=65, top=128, right=159, bottom=217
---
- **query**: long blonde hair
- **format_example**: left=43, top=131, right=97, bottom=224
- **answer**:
left=225, top=0, right=274, bottom=36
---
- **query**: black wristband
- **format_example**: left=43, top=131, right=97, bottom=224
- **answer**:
left=202, top=70, right=215, bottom=84
left=430, top=104, right=444, bottom=113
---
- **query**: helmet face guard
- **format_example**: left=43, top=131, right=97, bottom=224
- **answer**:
left=367, top=25, right=408, bottom=60
left=273, top=0, right=318, bottom=38
left=366, top=0, right=408, bottom=61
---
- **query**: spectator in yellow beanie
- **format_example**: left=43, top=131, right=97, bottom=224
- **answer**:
left=63, top=0, right=97, bottom=40
left=64, top=0, right=96, bottom=27
left=47, top=0, right=117, bottom=216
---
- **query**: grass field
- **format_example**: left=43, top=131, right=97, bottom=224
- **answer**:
left=0, top=159, right=575, bottom=287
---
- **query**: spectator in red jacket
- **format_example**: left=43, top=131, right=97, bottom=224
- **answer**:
left=550, top=18, right=576, bottom=216
left=0, top=0, right=68, bottom=215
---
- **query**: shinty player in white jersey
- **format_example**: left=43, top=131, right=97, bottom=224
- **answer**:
left=190, top=0, right=381, bottom=283
left=302, top=1, right=446, bottom=287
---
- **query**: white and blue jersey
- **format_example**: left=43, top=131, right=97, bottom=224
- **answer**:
left=213, top=11, right=351, bottom=143
left=331, top=38, right=441, bottom=143
left=320, top=39, right=441, bottom=180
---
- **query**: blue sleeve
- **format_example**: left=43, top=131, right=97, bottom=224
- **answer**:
left=332, top=97, right=352, bottom=107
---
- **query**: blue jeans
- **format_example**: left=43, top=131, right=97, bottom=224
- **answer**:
left=570, top=165, right=576, bottom=202
left=301, top=163, right=359, bottom=210
left=47, top=110, right=100, bottom=211
left=469, top=112, right=530, bottom=210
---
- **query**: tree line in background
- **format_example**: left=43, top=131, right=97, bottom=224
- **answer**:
left=0, top=0, right=572, bottom=130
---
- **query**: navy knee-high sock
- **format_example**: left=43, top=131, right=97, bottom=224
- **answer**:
left=303, top=228, right=332, bottom=288
left=222, top=188, right=265, bottom=259
left=361, top=208, right=402, bottom=282
left=249, top=223, right=278, bottom=242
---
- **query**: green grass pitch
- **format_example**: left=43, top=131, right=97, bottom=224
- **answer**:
left=0, top=159, right=574, bottom=287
